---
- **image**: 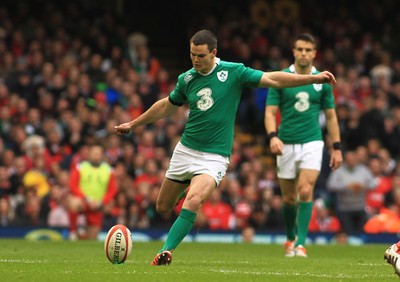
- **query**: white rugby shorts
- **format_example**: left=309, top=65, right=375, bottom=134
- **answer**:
left=277, top=140, right=324, bottom=179
left=166, top=142, right=230, bottom=186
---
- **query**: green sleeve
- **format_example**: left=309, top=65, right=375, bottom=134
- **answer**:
left=321, top=84, right=335, bottom=109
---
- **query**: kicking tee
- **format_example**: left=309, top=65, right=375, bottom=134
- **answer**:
left=266, top=65, right=335, bottom=144
left=169, top=58, right=263, bottom=157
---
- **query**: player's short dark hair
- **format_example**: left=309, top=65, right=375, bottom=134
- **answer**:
left=190, top=29, right=217, bottom=51
left=294, top=33, right=316, bottom=48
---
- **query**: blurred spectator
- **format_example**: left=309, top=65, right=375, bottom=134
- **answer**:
left=264, top=193, right=285, bottom=231
left=104, top=134, right=123, bottom=166
left=234, top=185, right=257, bottom=229
left=22, top=156, right=50, bottom=199
left=364, top=176, right=400, bottom=233
left=24, top=108, right=44, bottom=136
left=0, top=0, right=400, bottom=234
left=127, top=201, right=150, bottom=229
left=241, top=226, right=255, bottom=243
left=137, top=130, right=156, bottom=159
left=327, top=151, right=377, bottom=234
left=13, top=189, right=47, bottom=226
left=134, top=158, right=159, bottom=188
left=45, top=184, right=69, bottom=228
left=21, top=135, right=50, bottom=171
left=0, top=197, right=14, bottom=227
left=66, top=145, right=117, bottom=240
left=200, top=189, right=234, bottom=230
left=365, top=156, right=393, bottom=215
left=308, top=198, right=341, bottom=233
left=0, top=165, right=15, bottom=198
left=378, top=148, right=396, bottom=176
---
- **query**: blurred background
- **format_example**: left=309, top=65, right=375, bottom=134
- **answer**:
left=0, top=0, right=400, bottom=243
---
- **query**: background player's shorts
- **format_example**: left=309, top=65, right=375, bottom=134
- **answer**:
left=86, top=211, right=103, bottom=228
left=277, top=140, right=324, bottom=179
left=166, top=142, right=230, bottom=186
left=81, top=201, right=104, bottom=228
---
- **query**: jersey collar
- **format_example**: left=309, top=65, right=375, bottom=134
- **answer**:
left=289, top=64, right=317, bottom=74
left=199, top=57, right=220, bottom=76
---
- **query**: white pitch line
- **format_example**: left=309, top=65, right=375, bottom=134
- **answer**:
left=0, top=259, right=48, bottom=264
left=208, top=269, right=394, bottom=279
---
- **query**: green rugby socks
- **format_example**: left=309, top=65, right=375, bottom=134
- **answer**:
left=160, top=208, right=197, bottom=252
left=295, top=201, right=313, bottom=247
left=283, top=204, right=297, bottom=241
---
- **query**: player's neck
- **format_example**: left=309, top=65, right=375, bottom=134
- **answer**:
left=199, top=58, right=218, bottom=76
left=294, top=65, right=312, bottom=75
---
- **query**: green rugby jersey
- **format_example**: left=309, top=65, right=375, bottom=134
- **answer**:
left=169, top=58, right=263, bottom=157
left=266, top=65, right=335, bottom=144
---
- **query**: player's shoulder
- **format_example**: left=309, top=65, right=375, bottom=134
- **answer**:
left=218, top=60, right=245, bottom=69
left=177, top=68, right=198, bottom=85
left=283, top=65, right=294, bottom=73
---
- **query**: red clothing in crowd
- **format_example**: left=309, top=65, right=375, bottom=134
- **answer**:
left=308, top=207, right=341, bottom=233
left=201, top=200, right=234, bottom=230
left=366, top=176, right=393, bottom=213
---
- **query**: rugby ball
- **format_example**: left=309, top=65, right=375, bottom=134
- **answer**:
left=104, top=224, right=133, bottom=264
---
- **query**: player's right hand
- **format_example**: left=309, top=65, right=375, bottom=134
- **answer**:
left=114, top=122, right=132, bottom=135
left=318, top=71, right=337, bottom=85
left=269, top=137, right=283, bottom=155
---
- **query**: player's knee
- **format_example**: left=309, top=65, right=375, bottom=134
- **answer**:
left=156, top=201, right=172, bottom=215
left=298, top=184, right=313, bottom=201
left=282, top=194, right=297, bottom=205
left=66, top=196, right=81, bottom=212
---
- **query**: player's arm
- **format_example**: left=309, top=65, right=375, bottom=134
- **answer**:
left=258, top=70, right=336, bottom=88
left=69, top=165, right=85, bottom=199
left=114, top=97, right=179, bottom=134
left=265, top=105, right=283, bottom=155
left=325, top=108, right=343, bottom=170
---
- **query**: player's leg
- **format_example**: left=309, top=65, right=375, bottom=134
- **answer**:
left=66, top=195, right=85, bottom=240
left=160, top=174, right=216, bottom=252
left=156, top=177, right=189, bottom=215
left=86, top=211, right=103, bottom=240
left=151, top=175, right=215, bottom=266
left=276, top=145, right=297, bottom=256
left=151, top=144, right=229, bottom=265
left=294, top=141, right=324, bottom=257
left=294, top=169, right=319, bottom=256
left=150, top=177, right=187, bottom=266
left=279, top=178, right=297, bottom=256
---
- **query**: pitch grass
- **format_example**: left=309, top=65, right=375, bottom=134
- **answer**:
left=0, top=239, right=397, bottom=282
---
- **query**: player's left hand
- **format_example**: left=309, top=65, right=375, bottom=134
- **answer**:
left=269, top=136, right=283, bottom=155
left=316, top=71, right=337, bottom=85
left=329, top=150, right=343, bottom=170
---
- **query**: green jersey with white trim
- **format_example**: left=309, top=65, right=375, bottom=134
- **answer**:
left=169, top=58, right=263, bottom=157
left=266, top=65, right=335, bottom=144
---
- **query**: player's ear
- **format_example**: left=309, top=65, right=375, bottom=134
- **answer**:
left=212, top=48, right=217, bottom=57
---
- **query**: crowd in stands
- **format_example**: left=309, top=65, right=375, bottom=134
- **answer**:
left=1, top=0, right=400, bottom=238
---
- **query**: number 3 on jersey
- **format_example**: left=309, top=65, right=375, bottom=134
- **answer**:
left=294, top=92, right=310, bottom=112
left=197, top=88, right=214, bottom=111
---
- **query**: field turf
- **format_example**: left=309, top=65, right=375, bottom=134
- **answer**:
left=0, top=239, right=397, bottom=281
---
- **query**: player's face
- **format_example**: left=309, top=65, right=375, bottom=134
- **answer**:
left=293, top=40, right=316, bottom=69
left=190, top=43, right=216, bottom=74
left=89, top=146, right=104, bottom=166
